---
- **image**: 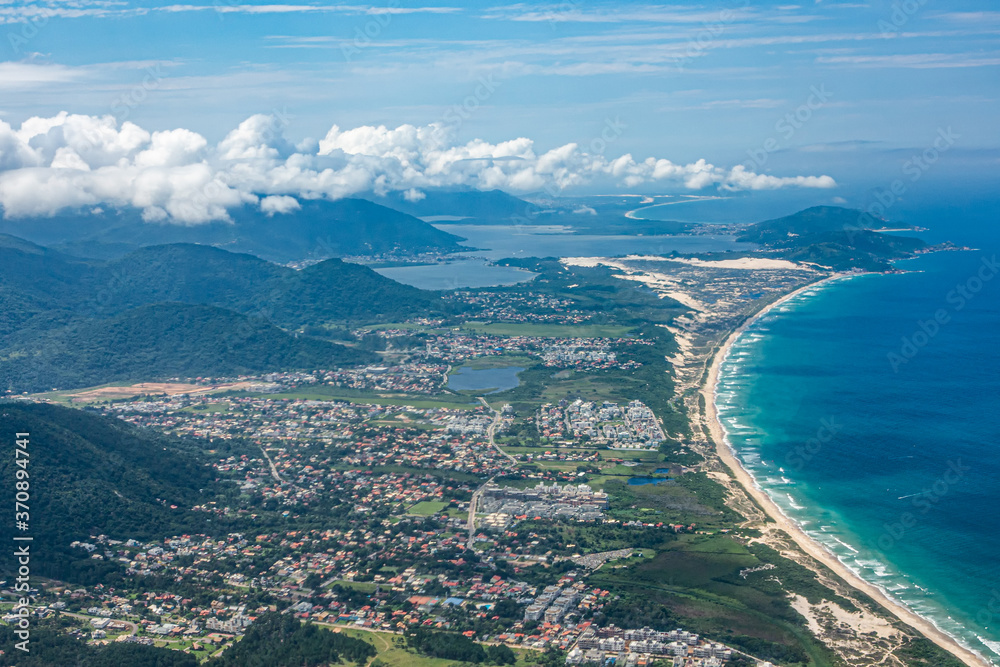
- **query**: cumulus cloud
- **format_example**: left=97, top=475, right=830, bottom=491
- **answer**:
left=260, top=194, right=301, bottom=216
left=0, top=112, right=836, bottom=223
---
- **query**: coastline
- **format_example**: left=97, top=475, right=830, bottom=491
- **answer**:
left=700, top=274, right=991, bottom=667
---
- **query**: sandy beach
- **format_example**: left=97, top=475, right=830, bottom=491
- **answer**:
left=701, top=275, right=991, bottom=667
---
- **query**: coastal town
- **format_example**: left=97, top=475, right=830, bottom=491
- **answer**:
left=9, top=376, right=764, bottom=665
left=2, top=251, right=973, bottom=667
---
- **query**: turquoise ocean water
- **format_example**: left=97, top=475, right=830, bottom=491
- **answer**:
left=715, top=204, right=1000, bottom=663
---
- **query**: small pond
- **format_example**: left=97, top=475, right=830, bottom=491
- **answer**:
left=447, top=366, right=524, bottom=394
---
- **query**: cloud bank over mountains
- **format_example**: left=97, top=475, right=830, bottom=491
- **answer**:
left=0, top=112, right=836, bottom=224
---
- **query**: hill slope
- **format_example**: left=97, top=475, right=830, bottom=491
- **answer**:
left=737, top=206, right=927, bottom=271
left=0, top=240, right=432, bottom=391
left=0, top=303, right=375, bottom=392
left=367, top=188, right=533, bottom=220
left=0, top=242, right=441, bottom=326
left=0, top=402, right=218, bottom=582
left=0, top=198, right=466, bottom=262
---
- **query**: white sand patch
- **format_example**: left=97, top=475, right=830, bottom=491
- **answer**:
left=659, top=324, right=697, bottom=366
left=791, top=595, right=826, bottom=637
left=562, top=255, right=809, bottom=272
left=562, top=257, right=605, bottom=268
left=661, top=289, right=704, bottom=310
left=791, top=595, right=899, bottom=640
left=560, top=258, right=706, bottom=310
left=626, top=255, right=808, bottom=271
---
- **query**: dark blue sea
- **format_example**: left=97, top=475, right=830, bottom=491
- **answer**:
left=715, top=201, right=1000, bottom=663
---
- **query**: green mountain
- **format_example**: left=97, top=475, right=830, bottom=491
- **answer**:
left=737, top=206, right=927, bottom=271
left=0, top=240, right=436, bottom=392
left=0, top=402, right=217, bottom=582
left=737, top=205, right=879, bottom=243
left=0, top=198, right=466, bottom=262
left=84, top=244, right=440, bottom=326
left=0, top=303, right=375, bottom=392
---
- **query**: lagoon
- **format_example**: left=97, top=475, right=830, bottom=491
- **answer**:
left=447, top=366, right=524, bottom=395
left=373, top=224, right=753, bottom=289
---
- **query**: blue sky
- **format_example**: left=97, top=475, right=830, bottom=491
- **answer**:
left=0, top=1, right=997, bottom=220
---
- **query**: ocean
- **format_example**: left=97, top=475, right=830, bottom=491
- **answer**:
left=715, top=201, right=1000, bottom=663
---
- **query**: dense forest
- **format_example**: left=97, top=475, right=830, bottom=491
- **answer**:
left=405, top=627, right=516, bottom=664
left=0, top=303, right=375, bottom=392
left=0, top=238, right=441, bottom=392
left=211, top=613, right=376, bottom=666
left=0, top=403, right=221, bottom=583
left=0, top=613, right=375, bottom=666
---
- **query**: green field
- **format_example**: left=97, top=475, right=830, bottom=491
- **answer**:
left=330, top=627, right=543, bottom=667
left=327, top=580, right=379, bottom=593
left=588, top=535, right=841, bottom=667
left=407, top=501, right=449, bottom=516
left=250, top=385, right=479, bottom=410
left=460, top=322, right=634, bottom=338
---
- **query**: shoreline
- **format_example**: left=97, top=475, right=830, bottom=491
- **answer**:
left=700, top=274, right=991, bottom=667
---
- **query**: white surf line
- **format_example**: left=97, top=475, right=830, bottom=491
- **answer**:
left=624, top=195, right=730, bottom=220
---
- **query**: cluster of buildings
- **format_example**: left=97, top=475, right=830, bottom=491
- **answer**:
left=318, top=363, right=447, bottom=394
left=479, top=482, right=609, bottom=529
left=541, top=344, right=641, bottom=371
left=523, top=582, right=589, bottom=624
left=421, top=332, right=646, bottom=366
left=444, top=291, right=593, bottom=324
left=106, top=397, right=516, bottom=482
left=566, top=626, right=739, bottom=666
left=538, top=399, right=665, bottom=449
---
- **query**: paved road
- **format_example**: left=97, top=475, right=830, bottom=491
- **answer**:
left=467, top=479, right=490, bottom=550
left=477, top=397, right=517, bottom=464
left=259, top=445, right=283, bottom=483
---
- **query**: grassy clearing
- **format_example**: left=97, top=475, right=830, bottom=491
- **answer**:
left=327, top=580, right=379, bottom=593
left=407, top=501, right=449, bottom=516
left=253, top=386, right=478, bottom=410
left=330, top=627, right=542, bottom=667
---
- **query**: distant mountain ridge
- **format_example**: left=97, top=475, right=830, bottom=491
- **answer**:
left=366, top=188, right=534, bottom=220
left=0, top=197, right=466, bottom=261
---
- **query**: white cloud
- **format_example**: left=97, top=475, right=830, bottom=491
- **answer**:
left=816, top=52, right=1000, bottom=69
left=0, top=112, right=837, bottom=223
left=260, top=194, right=301, bottom=215
left=0, top=2, right=459, bottom=23
left=0, top=62, right=85, bottom=89
left=154, top=3, right=459, bottom=15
